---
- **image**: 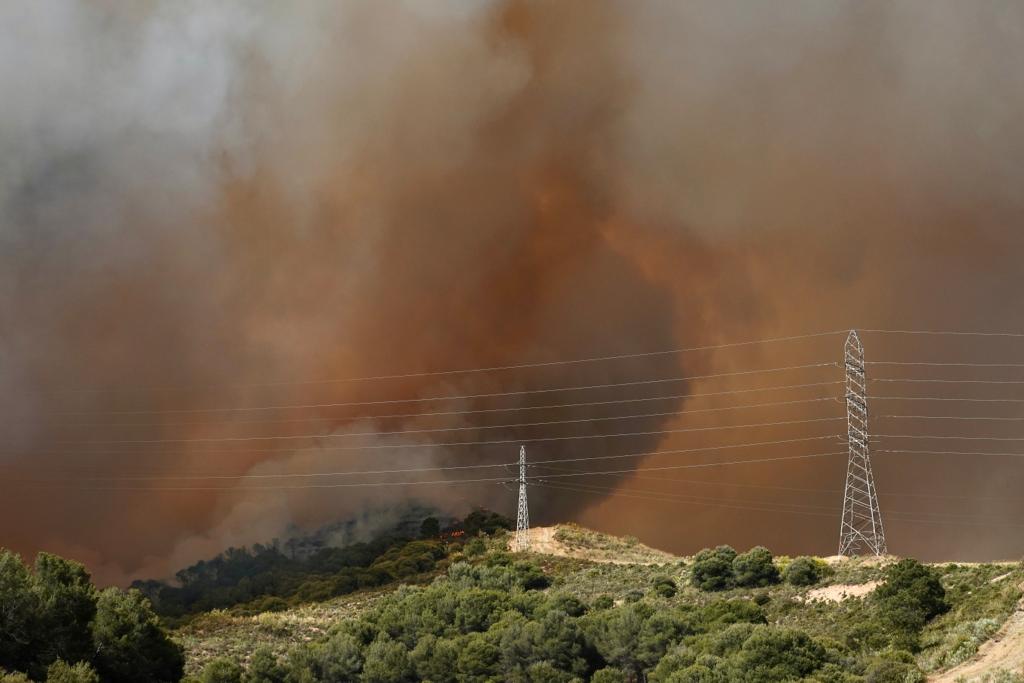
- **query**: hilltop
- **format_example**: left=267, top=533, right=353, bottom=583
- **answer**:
left=172, top=523, right=1024, bottom=682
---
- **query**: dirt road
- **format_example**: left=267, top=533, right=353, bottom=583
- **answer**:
left=930, top=594, right=1024, bottom=682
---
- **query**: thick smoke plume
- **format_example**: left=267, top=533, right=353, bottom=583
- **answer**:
left=2, top=1, right=1024, bottom=584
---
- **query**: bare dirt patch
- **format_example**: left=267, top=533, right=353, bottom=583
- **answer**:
left=802, top=581, right=880, bottom=603
left=511, top=525, right=678, bottom=565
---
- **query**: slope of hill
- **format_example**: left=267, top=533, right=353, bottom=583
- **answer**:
left=513, top=525, right=679, bottom=565
left=172, top=524, right=1024, bottom=682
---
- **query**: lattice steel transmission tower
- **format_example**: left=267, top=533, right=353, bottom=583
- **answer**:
left=838, top=330, right=887, bottom=556
left=514, top=445, right=530, bottom=552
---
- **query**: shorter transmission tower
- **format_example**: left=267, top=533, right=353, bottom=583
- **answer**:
left=514, top=445, right=530, bottom=552
left=838, top=330, right=887, bottom=556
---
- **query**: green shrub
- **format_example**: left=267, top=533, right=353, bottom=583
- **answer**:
left=873, top=559, right=949, bottom=648
left=456, top=633, right=500, bottom=680
left=420, top=517, right=441, bottom=539
left=91, top=588, right=185, bottom=683
left=411, top=635, right=458, bottom=682
left=464, top=538, right=487, bottom=557
left=783, top=557, right=824, bottom=587
left=362, top=636, right=414, bottom=683
left=875, top=559, right=948, bottom=622
left=243, top=648, right=286, bottom=683
left=864, top=659, right=923, bottom=683
left=549, top=594, right=587, bottom=617
left=732, top=547, right=779, bottom=588
left=691, top=546, right=737, bottom=592
left=591, top=668, right=628, bottom=683
left=723, top=627, right=826, bottom=683
left=45, top=660, right=99, bottom=683
left=199, top=657, right=242, bottom=683
left=653, top=576, right=678, bottom=598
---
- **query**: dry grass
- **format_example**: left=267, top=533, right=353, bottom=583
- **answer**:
left=174, top=588, right=389, bottom=676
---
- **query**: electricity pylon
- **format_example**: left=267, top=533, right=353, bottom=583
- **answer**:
left=838, top=330, right=887, bottom=556
left=514, top=445, right=530, bottom=552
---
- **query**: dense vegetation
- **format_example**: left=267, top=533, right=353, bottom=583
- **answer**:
left=6, top=521, right=1024, bottom=682
left=0, top=550, right=183, bottom=682
left=136, top=511, right=510, bottom=623
left=183, top=538, right=1003, bottom=683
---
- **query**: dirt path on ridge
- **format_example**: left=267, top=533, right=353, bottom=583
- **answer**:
left=930, top=592, right=1024, bottom=682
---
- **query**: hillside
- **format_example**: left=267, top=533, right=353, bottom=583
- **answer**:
left=174, top=524, right=1024, bottom=682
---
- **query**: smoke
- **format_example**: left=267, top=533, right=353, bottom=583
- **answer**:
left=2, top=0, right=1024, bottom=584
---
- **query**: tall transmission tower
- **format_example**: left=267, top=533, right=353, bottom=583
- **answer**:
left=838, top=330, right=887, bottom=556
left=514, top=445, right=530, bottom=552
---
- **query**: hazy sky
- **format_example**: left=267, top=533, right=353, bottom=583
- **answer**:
left=2, top=0, right=1024, bottom=585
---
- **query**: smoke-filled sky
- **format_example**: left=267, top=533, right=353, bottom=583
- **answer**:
left=2, top=0, right=1024, bottom=585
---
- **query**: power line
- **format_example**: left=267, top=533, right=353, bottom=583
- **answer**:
left=24, top=413, right=843, bottom=456
left=17, top=449, right=846, bottom=492
left=533, top=450, right=844, bottom=479
left=880, top=415, right=1024, bottom=422
left=535, top=478, right=844, bottom=513
left=878, top=448, right=1024, bottom=459
left=536, top=480, right=1024, bottom=528
left=874, top=396, right=1024, bottom=404
left=531, top=462, right=1024, bottom=503
left=534, top=480, right=837, bottom=519
left=861, top=329, right=1024, bottom=338
left=28, top=475, right=515, bottom=492
left=869, top=361, right=1024, bottom=368
left=43, top=391, right=843, bottom=431
left=46, top=330, right=847, bottom=394
left=873, top=378, right=1024, bottom=385
left=527, top=435, right=842, bottom=467
left=536, top=475, right=1017, bottom=521
left=11, top=435, right=844, bottom=481
left=40, top=460, right=516, bottom=482
left=61, top=412, right=844, bottom=447
left=876, top=433, right=1024, bottom=442
left=53, top=362, right=839, bottom=418
left=4, top=436, right=843, bottom=483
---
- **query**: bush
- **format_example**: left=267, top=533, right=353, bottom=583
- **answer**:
left=591, top=668, right=628, bottom=683
left=783, top=557, right=824, bottom=587
left=592, top=595, right=614, bottom=610
left=92, top=588, right=184, bottom=683
left=864, top=659, right=924, bottom=683
left=243, top=648, right=286, bottom=683
left=317, top=633, right=364, bottom=681
left=732, top=547, right=779, bottom=588
left=462, top=510, right=512, bottom=536
left=33, top=554, right=97, bottom=670
left=549, top=594, right=587, bottom=618
left=691, top=546, right=737, bottom=592
left=199, top=658, right=242, bottom=683
left=875, top=559, right=948, bottom=622
left=456, top=633, right=500, bottom=680
left=362, top=637, right=414, bottom=683
left=873, top=559, right=949, bottom=647
left=0, top=550, right=37, bottom=674
left=420, top=517, right=441, bottom=539
left=45, top=660, right=99, bottom=683
left=653, top=576, right=678, bottom=598
left=464, top=538, right=487, bottom=557
left=724, top=627, right=826, bottom=683
left=0, top=550, right=182, bottom=683
left=0, top=672, right=31, bottom=683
